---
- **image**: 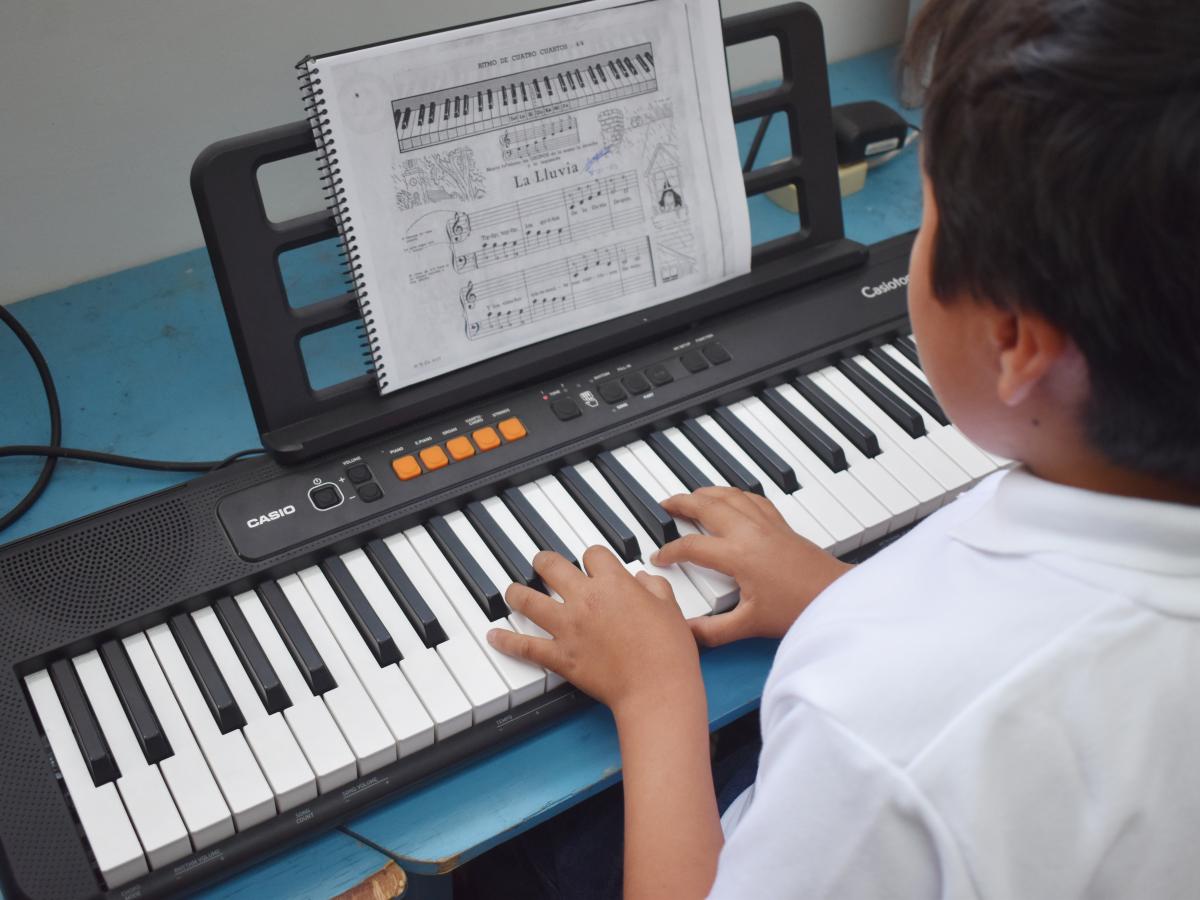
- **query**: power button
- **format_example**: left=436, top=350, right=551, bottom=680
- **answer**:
left=309, top=483, right=344, bottom=511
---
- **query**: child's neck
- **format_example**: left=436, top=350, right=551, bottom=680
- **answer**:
left=1026, top=452, right=1200, bottom=506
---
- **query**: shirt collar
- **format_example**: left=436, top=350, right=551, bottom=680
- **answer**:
left=950, top=467, right=1200, bottom=578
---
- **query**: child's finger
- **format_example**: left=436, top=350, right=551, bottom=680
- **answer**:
left=487, top=627, right=563, bottom=672
left=581, top=544, right=626, bottom=579
left=533, top=550, right=589, bottom=597
left=660, top=491, right=747, bottom=535
left=688, top=605, right=754, bottom=648
left=634, top=569, right=674, bottom=603
left=504, top=582, right=565, bottom=631
left=651, top=532, right=736, bottom=575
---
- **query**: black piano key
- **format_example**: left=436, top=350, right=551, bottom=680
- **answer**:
left=477, top=90, right=483, bottom=112
left=501, top=84, right=508, bottom=105
left=557, top=73, right=567, bottom=93
left=594, top=451, right=678, bottom=547
left=646, top=431, right=713, bottom=492
left=565, top=70, right=576, bottom=90
left=257, top=581, right=338, bottom=695
left=320, top=556, right=403, bottom=666
left=897, top=334, right=919, bottom=355
left=400, top=107, right=411, bottom=129
left=99, top=640, right=172, bottom=765
left=557, top=467, right=640, bottom=563
left=545, top=75, right=553, bottom=96
left=761, top=388, right=848, bottom=473
left=509, top=83, right=516, bottom=105
left=502, top=486, right=580, bottom=567
left=533, top=79, right=542, bottom=98
left=49, top=658, right=119, bottom=786
left=170, top=613, right=245, bottom=734
left=644, top=49, right=654, bottom=65
left=623, top=57, right=636, bottom=77
left=679, top=418, right=763, bottom=495
left=464, top=501, right=543, bottom=592
left=520, top=82, right=528, bottom=102
left=793, top=375, right=881, bottom=458
left=598, top=64, right=608, bottom=82
left=574, top=69, right=583, bottom=89
left=712, top=407, right=800, bottom=493
left=836, top=359, right=926, bottom=438
left=427, top=516, right=508, bottom=621
left=588, top=65, right=598, bottom=85
left=453, top=96, right=460, bottom=117
left=487, top=87, right=493, bottom=109
left=214, top=595, right=291, bottom=714
left=608, top=60, right=620, bottom=79
left=636, top=53, right=650, bottom=72
left=364, top=539, right=448, bottom=648
left=442, top=98, right=450, bottom=121
left=418, top=105, right=425, bottom=126
left=866, top=348, right=949, bottom=426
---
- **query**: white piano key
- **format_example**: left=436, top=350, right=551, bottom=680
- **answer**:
left=773, top=382, right=920, bottom=529
left=233, top=591, right=358, bottom=791
left=296, top=567, right=436, bottom=758
left=276, top=575, right=398, bottom=774
left=879, top=344, right=1012, bottom=470
left=477, top=496, right=560, bottom=643
left=614, top=444, right=740, bottom=612
left=441, top=509, right=565, bottom=689
left=694, top=413, right=853, bottom=554
left=191, top=608, right=318, bottom=810
left=810, top=372, right=946, bottom=518
left=26, top=670, right=147, bottom=887
left=661, top=426, right=838, bottom=549
left=340, top=549, right=474, bottom=739
left=72, top=651, right=191, bottom=869
left=854, top=355, right=996, bottom=481
left=818, top=366, right=973, bottom=496
left=739, top=396, right=892, bottom=543
left=571, top=460, right=712, bottom=619
left=122, top=633, right=234, bottom=850
left=535, top=474, right=710, bottom=620
left=406, top=526, right=547, bottom=706
left=383, top=533, right=511, bottom=721
left=146, top=623, right=276, bottom=831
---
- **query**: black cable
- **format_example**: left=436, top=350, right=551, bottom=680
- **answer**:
left=742, top=112, right=774, bottom=174
left=0, top=445, right=265, bottom=472
left=0, top=305, right=62, bottom=532
left=1, top=305, right=265, bottom=534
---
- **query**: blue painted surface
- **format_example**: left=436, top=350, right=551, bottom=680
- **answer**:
left=0, top=45, right=921, bottom=897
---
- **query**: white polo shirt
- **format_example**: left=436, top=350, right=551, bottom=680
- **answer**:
left=709, top=468, right=1200, bottom=900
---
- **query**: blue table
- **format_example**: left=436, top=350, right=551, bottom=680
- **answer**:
left=0, top=46, right=920, bottom=900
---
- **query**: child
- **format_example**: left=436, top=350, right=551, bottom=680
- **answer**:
left=487, top=0, right=1200, bottom=895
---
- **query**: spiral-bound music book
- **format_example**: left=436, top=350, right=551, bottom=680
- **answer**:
left=298, top=0, right=750, bottom=394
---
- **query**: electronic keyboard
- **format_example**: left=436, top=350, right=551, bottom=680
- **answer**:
left=0, top=231, right=1007, bottom=899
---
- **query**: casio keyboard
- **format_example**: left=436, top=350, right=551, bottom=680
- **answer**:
left=0, top=6, right=992, bottom=898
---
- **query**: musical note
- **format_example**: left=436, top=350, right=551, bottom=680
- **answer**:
left=460, top=237, right=655, bottom=340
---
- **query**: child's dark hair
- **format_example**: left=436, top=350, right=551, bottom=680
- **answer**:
left=903, top=0, right=1200, bottom=488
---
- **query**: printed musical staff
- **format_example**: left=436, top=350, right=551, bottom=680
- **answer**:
left=501, top=116, right=580, bottom=161
left=394, top=44, right=657, bottom=152
left=448, top=170, right=644, bottom=272
left=460, top=237, right=655, bottom=339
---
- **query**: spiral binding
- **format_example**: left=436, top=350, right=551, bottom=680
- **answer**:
left=295, top=57, right=390, bottom=393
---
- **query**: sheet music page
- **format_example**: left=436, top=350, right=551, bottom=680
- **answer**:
left=311, top=0, right=750, bottom=393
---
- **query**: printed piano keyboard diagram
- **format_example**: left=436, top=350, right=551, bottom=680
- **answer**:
left=393, top=44, right=657, bottom=152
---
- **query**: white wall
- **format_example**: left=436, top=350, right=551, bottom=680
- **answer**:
left=0, top=0, right=907, bottom=304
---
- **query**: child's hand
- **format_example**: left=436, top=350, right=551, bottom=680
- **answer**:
left=487, top=548, right=703, bottom=717
left=654, top=487, right=853, bottom=647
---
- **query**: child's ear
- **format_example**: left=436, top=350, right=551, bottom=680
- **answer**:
left=989, top=308, right=1071, bottom=407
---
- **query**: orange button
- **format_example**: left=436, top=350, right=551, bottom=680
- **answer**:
left=472, top=426, right=501, bottom=451
left=447, top=435, right=475, bottom=461
left=391, top=455, right=421, bottom=481
left=419, top=445, right=449, bottom=470
left=498, top=417, right=527, bottom=442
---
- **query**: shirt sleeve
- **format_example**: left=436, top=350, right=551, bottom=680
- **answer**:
left=707, top=696, right=978, bottom=900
